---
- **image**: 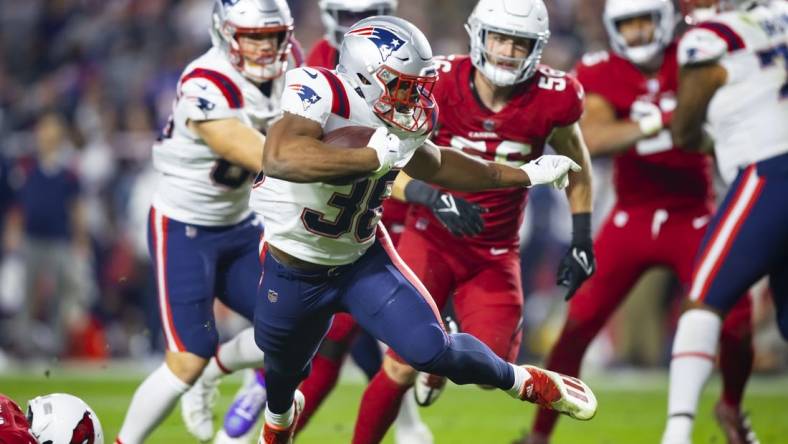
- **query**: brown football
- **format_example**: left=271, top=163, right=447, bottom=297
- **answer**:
left=321, top=126, right=377, bottom=185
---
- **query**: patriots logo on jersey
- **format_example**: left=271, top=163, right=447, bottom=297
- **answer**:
left=347, top=26, right=407, bottom=62
left=289, top=84, right=322, bottom=111
left=196, top=97, right=215, bottom=112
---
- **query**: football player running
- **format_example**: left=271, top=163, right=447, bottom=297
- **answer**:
left=350, top=0, right=601, bottom=442
left=250, top=14, right=596, bottom=444
left=220, top=2, right=449, bottom=443
left=115, top=1, right=301, bottom=443
left=522, top=1, right=755, bottom=443
left=662, top=1, right=788, bottom=443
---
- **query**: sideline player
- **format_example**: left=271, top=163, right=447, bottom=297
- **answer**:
left=251, top=15, right=597, bottom=444
left=114, top=1, right=300, bottom=443
left=350, top=0, right=599, bottom=442
left=524, top=1, right=755, bottom=442
left=662, top=1, right=788, bottom=443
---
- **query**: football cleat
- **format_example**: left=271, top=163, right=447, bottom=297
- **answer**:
left=214, top=428, right=254, bottom=444
left=517, top=366, right=597, bottom=421
left=181, top=375, right=219, bottom=441
left=714, top=401, right=760, bottom=444
left=224, top=370, right=267, bottom=438
left=413, top=372, right=446, bottom=407
left=260, top=390, right=304, bottom=444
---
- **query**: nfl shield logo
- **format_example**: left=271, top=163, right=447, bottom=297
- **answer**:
left=267, top=289, right=279, bottom=303
left=483, top=119, right=496, bottom=131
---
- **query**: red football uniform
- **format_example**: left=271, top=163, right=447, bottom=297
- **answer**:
left=306, top=37, right=411, bottom=245
left=575, top=44, right=713, bottom=209
left=0, top=395, right=37, bottom=444
left=530, top=45, right=754, bottom=439
left=398, top=54, right=584, bottom=361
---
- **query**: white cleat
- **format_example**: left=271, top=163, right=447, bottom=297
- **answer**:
left=518, top=365, right=597, bottom=421
left=413, top=372, right=446, bottom=407
left=182, top=375, right=219, bottom=441
left=215, top=428, right=255, bottom=444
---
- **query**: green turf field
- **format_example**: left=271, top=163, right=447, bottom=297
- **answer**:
left=2, top=367, right=786, bottom=443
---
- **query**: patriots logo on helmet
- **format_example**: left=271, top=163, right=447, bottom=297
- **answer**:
left=289, top=84, right=322, bottom=111
left=347, top=26, right=407, bottom=62
left=70, top=411, right=96, bottom=444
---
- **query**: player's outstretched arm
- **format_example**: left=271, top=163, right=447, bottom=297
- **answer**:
left=403, top=141, right=580, bottom=192
left=672, top=63, right=726, bottom=152
left=262, top=112, right=381, bottom=183
left=403, top=141, right=531, bottom=190
left=189, top=118, right=266, bottom=173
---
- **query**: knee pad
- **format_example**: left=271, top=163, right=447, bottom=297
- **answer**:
left=397, top=323, right=448, bottom=370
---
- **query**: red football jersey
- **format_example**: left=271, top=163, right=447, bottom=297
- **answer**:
left=306, top=38, right=339, bottom=70
left=574, top=44, right=713, bottom=210
left=407, top=55, right=585, bottom=249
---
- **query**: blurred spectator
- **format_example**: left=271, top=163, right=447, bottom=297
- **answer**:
left=4, top=111, right=94, bottom=358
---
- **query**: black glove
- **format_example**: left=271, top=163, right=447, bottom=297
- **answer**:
left=557, top=213, right=596, bottom=300
left=404, top=179, right=485, bottom=237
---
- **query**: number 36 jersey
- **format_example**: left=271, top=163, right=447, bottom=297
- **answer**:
left=250, top=67, right=402, bottom=266
left=678, top=2, right=788, bottom=184
left=152, top=47, right=287, bottom=226
left=574, top=44, right=713, bottom=210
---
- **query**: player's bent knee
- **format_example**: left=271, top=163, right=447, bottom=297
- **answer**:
left=395, top=323, right=449, bottom=371
left=382, top=355, right=417, bottom=385
left=165, top=351, right=209, bottom=384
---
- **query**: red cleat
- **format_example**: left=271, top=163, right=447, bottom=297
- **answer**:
left=517, top=366, right=597, bottom=421
left=260, top=390, right=305, bottom=444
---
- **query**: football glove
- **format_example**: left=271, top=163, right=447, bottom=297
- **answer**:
left=404, top=180, right=485, bottom=237
left=520, top=155, right=581, bottom=189
left=367, top=127, right=402, bottom=175
left=558, top=213, right=596, bottom=300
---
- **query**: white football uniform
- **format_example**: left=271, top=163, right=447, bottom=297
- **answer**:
left=250, top=67, right=403, bottom=266
left=678, top=1, right=788, bottom=184
left=152, top=47, right=286, bottom=226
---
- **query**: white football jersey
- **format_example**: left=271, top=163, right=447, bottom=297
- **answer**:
left=678, top=2, right=788, bottom=184
left=152, top=48, right=286, bottom=226
left=250, top=67, right=402, bottom=265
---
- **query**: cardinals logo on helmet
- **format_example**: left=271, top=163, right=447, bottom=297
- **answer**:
left=346, top=26, right=407, bottom=62
left=70, top=412, right=95, bottom=444
left=289, top=84, right=322, bottom=111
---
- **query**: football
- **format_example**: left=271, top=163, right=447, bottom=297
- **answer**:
left=321, top=126, right=377, bottom=186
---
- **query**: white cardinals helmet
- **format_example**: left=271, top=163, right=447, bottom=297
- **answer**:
left=27, top=393, right=104, bottom=444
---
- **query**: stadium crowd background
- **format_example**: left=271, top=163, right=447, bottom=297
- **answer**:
left=0, top=0, right=784, bottom=373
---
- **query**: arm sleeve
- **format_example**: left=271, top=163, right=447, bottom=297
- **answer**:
left=279, top=68, right=333, bottom=126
